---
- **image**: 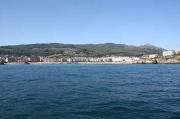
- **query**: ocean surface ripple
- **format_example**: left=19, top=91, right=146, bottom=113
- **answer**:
left=0, top=64, right=180, bottom=119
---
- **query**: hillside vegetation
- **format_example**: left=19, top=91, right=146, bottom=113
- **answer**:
left=0, top=43, right=165, bottom=57
left=173, top=54, right=180, bottom=61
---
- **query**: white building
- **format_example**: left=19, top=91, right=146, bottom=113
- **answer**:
left=111, top=56, right=124, bottom=62
left=67, top=58, right=73, bottom=62
left=175, top=49, right=180, bottom=54
left=5, top=58, right=9, bottom=62
left=163, top=50, right=176, bottom=57
left=44, top=57, right=55, bottom=62
left=149, top=54, right=158, bottom=59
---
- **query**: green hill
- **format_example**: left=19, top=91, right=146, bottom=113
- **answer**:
left=0, top=43, right=165, bottom=57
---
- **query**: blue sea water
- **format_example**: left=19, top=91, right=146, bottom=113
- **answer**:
left=0, top=64, right=180, bottom=119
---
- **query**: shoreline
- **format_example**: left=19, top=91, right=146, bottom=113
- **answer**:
left=6, top=62, right=180, bottom=65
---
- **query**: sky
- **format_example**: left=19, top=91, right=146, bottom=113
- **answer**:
left=0, top=0, right=180, bottom=49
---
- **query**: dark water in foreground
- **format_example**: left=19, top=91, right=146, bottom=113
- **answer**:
left=0, top=64, right=180, bottom=119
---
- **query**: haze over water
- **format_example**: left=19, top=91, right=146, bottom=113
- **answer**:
left=0, top=64, right=180, bottom=119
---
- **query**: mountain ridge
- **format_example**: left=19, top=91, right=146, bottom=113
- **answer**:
left=0, top=43, right=165, bottom=57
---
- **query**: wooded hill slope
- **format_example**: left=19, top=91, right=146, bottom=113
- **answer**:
left=0, top=43, right=165, bottom=57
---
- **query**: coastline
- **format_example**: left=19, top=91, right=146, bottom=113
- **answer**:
left=6, top=61, right=180, bottom=65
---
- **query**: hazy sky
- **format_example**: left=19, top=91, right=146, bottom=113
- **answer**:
left=0, top=0, right=180, bottom=49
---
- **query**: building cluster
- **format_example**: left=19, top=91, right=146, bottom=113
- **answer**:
left=0, top=48, right=179, bottom=64
left=0, top=54, right=141, bottom=63
left=0, top=55, right=42, bottom=63
left=2, top=56, right=140, bottom=63
left=0, top=55, right=8, bottom=63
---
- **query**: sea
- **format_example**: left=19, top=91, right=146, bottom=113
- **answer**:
left=0, top=64, right=180, bottom=119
